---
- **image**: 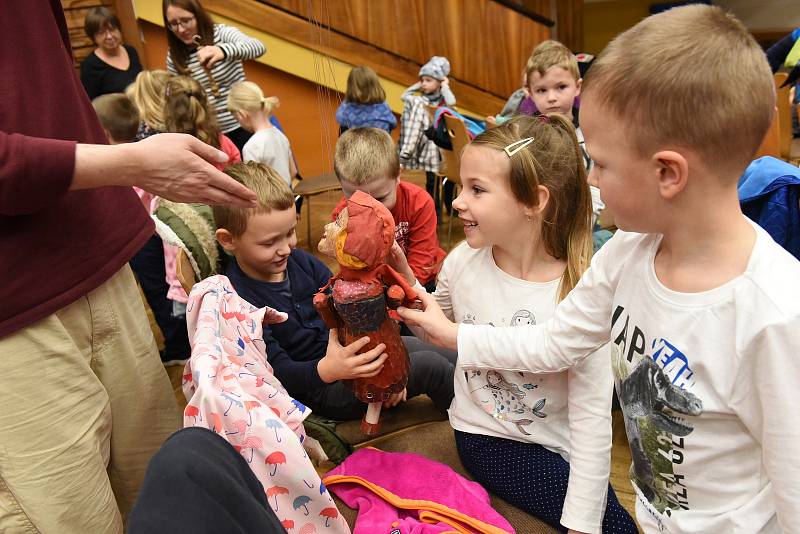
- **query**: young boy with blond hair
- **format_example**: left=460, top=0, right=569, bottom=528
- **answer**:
left=521, top=40, right=582, bottom=122
left=525, top=40, right=607, bottom=230
left=331, top=127, right=446, bottom=290
left=400, top=5, right=800, bottom=532
left=216, top=161, right=455, bottom=419
left=91, top=93, right=140, bottom=144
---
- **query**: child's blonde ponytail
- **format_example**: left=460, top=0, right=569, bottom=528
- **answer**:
left=227, top=81, right=279, bottom=116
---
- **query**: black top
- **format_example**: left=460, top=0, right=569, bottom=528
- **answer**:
left=80, top=44, right=142, bottom=100
left=226, top=249, right=332, bottom=395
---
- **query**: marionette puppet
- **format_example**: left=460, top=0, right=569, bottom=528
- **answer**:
left=314, top=191, right=422, bottom=435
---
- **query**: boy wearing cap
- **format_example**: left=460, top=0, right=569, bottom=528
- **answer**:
left=399, top=56, right=457, bottom=217
left=401, top=55, right=456, bottom=107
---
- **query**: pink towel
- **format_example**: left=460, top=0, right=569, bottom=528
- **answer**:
left=324, top=448, right=514, bottom=534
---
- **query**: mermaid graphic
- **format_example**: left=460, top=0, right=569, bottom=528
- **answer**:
left=470, top=370, right=546, bottom=435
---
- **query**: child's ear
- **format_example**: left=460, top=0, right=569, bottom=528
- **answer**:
left=575, top=78, right=583, bottom=97
left=524, top=185, right=551, bottom=217
left=215, top=228, right=236, bottom=252
left=653, top=150, right=689, bottom=200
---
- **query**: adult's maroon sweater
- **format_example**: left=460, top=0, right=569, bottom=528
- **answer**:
left=0, top=1, right=153, bottom=337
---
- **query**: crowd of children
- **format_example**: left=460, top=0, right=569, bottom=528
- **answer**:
left=4, top=1, right=799, bottom=533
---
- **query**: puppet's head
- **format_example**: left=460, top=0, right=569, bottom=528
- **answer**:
left=319, top=191, right=395, bottom=271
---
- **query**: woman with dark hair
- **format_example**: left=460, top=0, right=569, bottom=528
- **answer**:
left=80, top=7, right=143, bottom=99
left=163, top=0, right=266, bottom=151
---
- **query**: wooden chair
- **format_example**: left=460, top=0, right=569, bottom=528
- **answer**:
left=423, top=105, right=454, bottom=221
left=775, top=72, right=792, bottom=160
left=293, top=172, right=342, bottom=249
left=755, top=110, right=781, bottom=159
left=175, top=248, right=197, bottom=294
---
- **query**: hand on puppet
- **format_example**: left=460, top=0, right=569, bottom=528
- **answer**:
left=313, top=191, right=421, bottom=434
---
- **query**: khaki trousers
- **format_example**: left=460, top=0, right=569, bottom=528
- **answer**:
left=0, top=265, right=181, bottom=533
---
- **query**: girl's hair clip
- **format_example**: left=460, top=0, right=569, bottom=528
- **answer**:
left=503, top=137, right=535, bottom=157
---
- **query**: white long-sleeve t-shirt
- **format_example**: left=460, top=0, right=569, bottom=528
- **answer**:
left=458, top=225, right=800, bottom=533
left=435, top=243, right=614, bottom=534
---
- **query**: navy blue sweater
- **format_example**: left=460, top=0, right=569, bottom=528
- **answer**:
left=226, top=249, right=332, bottom=395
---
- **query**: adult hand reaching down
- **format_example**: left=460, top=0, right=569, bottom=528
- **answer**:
left=72, top=133, right=258, bottom=207
left=397, top=292, right=459, bottom=350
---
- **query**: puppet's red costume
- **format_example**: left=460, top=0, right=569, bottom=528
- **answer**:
left=314, top=191, right=420, bottom=434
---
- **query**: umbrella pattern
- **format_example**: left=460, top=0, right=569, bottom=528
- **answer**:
left=181, top=276, right=348, bottom=533
left=239, top=436, right=263, bottom=463
left=265, top=418, right=283, bottom=442
left=266, top=485, right=289, bottom=511
left=319, top=508, right=338, bottom=527
left=224, top=419, right=247, bottom=437
left=293, top=495, right=312, bottom=515
left=184, top=404, right=201, bottom=424
left=243, top=400, right=261, bottom=426
left=266, top=451, right=287, bottom=476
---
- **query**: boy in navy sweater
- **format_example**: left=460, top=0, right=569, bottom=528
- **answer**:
left=214, top=162, right=455, bottom=419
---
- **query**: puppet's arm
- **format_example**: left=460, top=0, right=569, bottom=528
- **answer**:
left=385, top=285, right=424, bottom=311
left=313, top=292, right=342, bottom=330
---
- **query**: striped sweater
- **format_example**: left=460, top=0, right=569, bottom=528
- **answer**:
left=167, top=24, right=266, bottom=133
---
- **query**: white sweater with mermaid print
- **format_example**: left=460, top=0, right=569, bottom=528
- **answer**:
left=435, top=242, right=614, bottom=534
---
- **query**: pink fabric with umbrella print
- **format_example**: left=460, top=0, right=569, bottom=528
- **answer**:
left=182, top=275, right=349, bottom=533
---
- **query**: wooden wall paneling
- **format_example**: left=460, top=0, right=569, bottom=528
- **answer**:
left=255, top=0, right=550, bottom=99
left=205, top=0, right=507, bottom=116
left=553, top=0, right=584, bottom=52
left=113, top=0, right=147, bottom=68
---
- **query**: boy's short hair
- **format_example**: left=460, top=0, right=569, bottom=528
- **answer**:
left=212, top=162, right=295, bottom=237
left=334, top=128, right=400, bottom=185
left=91, top=93, right=140, bottom=143
left=527, top=40, right=580, bottom=82
left=583, top=4, right=774, bottom=173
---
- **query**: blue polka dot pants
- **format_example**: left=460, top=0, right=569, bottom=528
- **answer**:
left=455, top=430, right=637, bottom=533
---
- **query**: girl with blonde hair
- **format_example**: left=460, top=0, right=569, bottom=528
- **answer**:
left=227, top=80, right=296, bottom=188
left=394, top=115, right=637, bottom=533
left=126, top=69, right=172, bottom=139
left=163, top=75, right=240, bottom=166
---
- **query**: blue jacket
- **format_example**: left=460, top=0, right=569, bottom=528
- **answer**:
left=739, top=156, right=800, bottom=260
left=335, top=101, right=397, bottom=132
left=226, top=249, right=332, bottom=395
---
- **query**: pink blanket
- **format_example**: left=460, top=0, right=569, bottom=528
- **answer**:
left=324, top=448, right=514, bottom=534
left=183, top=275, right=349, bottom=533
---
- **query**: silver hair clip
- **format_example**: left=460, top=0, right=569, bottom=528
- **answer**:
left=503, top=137, right=535, bottom=157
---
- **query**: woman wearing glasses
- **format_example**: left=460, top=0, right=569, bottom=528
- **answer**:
left=80, top=7, right=143, bottom=100
left=163, top=0, right=266, bottom=151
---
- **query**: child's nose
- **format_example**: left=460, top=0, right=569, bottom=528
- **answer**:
left=452, top=191, right=466, bottom=211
